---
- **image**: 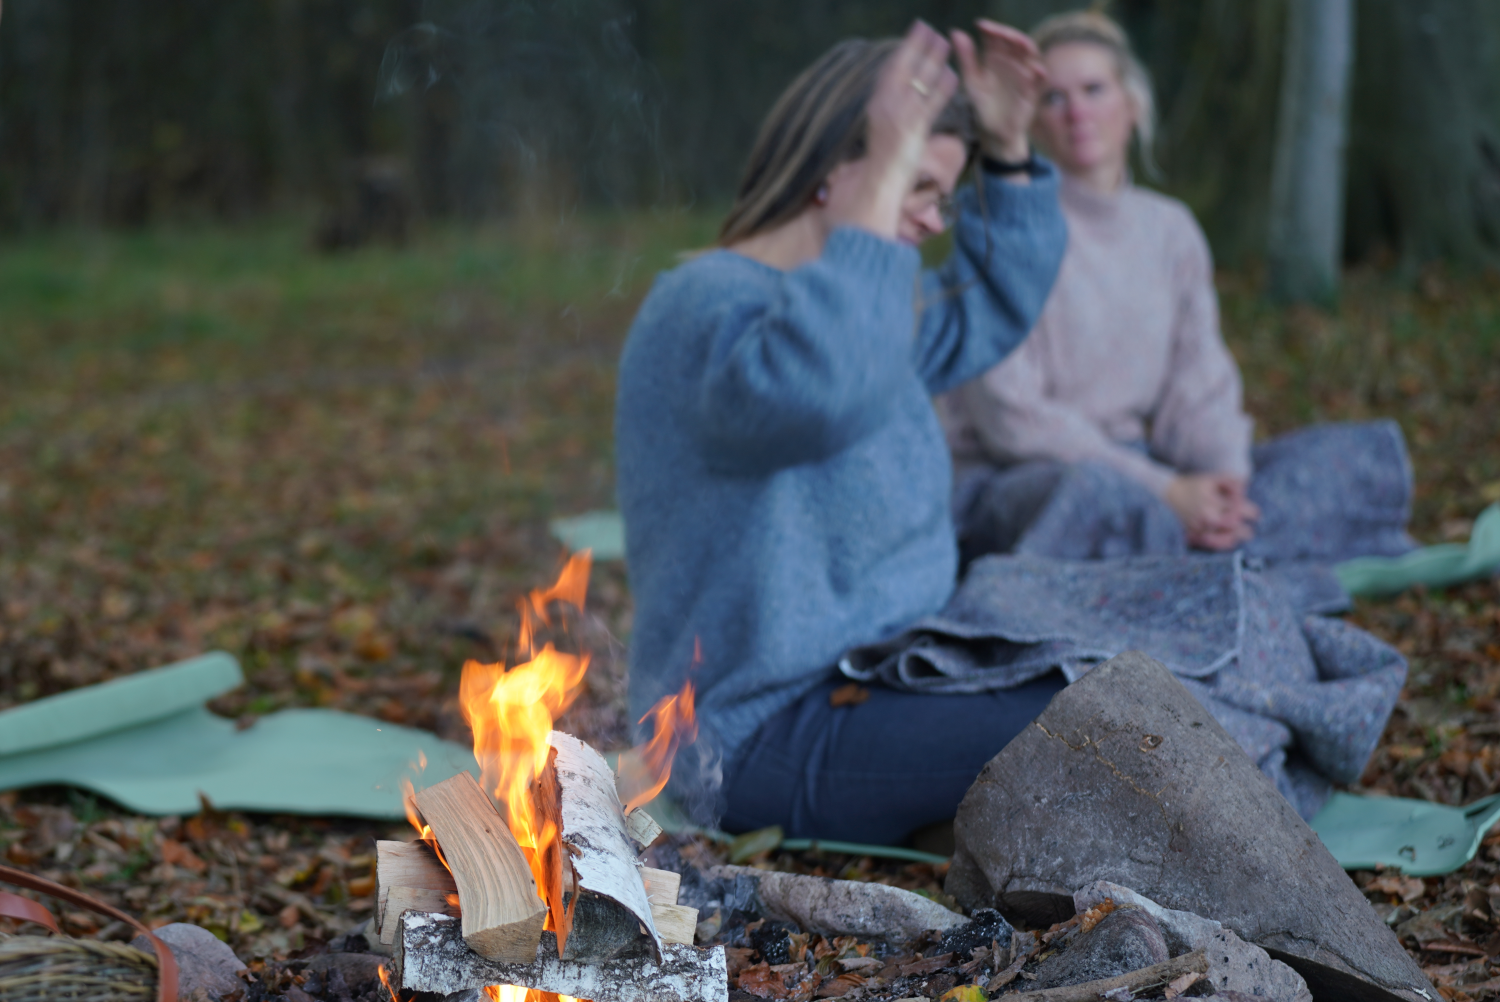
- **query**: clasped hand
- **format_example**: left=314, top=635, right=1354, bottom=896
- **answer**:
left=1166, top=474, right=1261, bottom=551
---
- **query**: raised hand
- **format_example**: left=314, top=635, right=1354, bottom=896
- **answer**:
left=951, top=19, right=1046, bottom=162
left=824, top=21, right=958, bottom=240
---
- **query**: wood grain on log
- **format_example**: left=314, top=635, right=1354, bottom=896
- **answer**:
left=641, top=867, right=681, bottom=905
left=551, top=730, right=663, bottom=961
left=393, top=910, right=728, bottom=1002
left=651, top=902, right=699, bottom=945
left=375, top=839, right=455, bottom=935
left=381, top=886, right=457, bottom=945
left=412, top=771, right=547, bottom=963
left=1001, top=949, right=1208, bottom=1002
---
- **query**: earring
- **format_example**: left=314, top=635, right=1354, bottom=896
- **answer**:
left=813, top=184, right=830, bottom=206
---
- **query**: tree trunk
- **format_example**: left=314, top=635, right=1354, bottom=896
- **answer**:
left=1267, top=0, right=1353, bottom=304
left=1345, top=0, right=1500, bottom=269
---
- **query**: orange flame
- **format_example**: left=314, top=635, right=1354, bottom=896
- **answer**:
left=617, top=678, right=698, bottom=815
left=377, top=964, right=397, bottom=1002
left=458, top=551, right=592, bottom=954
left=400, top=777, right=451, bottom=873
left=483, top=988, right=580, bottom=1002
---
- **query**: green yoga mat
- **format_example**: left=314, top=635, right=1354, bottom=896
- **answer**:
left=549, top=505, right=1500, bottom=595
left=9, top=653, right=1500, bottom=876
left=0, top=652, right=478, bottom=819
left=1310, top=791, right=1500, bottom=877
left=1336, top=503, right=1500, bottom=597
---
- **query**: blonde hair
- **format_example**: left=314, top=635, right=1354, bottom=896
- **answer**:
left=1032, top=9, right=1159, bottom=178
left=719, top=39, right=976, bottom=246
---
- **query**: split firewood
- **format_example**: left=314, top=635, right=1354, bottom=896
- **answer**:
left=393, top=911, right=728, bottom=1002
left=375, top=839, right=457, bottom=938
left=640, top=867, right=682, bottom=905
left=412, top=771, right=547, bottom=963
left=650, top=902, right=700, bottom=945
left=999, top=948, right=1208, bottom=1002
left=551, top=730, right=664, bottom=961
left=381, top=886, right=458, bottom=945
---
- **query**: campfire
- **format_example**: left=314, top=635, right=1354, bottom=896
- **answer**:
left=375, top=553, right=722, bottom=1002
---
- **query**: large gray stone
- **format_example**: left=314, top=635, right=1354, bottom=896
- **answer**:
left=944, top=650, right=1434, bottom=1002
left=131, top=923, right=246, bottom=1001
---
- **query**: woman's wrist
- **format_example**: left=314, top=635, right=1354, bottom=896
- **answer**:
left=980, top=134, right=1030, bottom=164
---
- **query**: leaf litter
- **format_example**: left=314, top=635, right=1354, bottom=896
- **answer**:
left=0, top=231, right=1497, bottom=997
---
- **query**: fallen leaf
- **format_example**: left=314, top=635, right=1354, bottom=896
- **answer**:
left=814, top=973, right=865, bottom=998
left=1164, top=970, right=1202, bottom=998
left=938, top=985, right=987, bottom=1002
left=1369, top=873, right=1428, bottom=904
left=725, top=946, right=758, bottom=980
left=739, top=963, right=790, bottom=999
left=899, top=953, right=955, bottom=976
left=160, top=838, right=207, bottom=874
left=730, top=825, right=784, bottom=864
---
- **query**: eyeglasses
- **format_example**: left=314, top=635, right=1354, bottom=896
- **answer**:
left=907, top=181, right=957, bottom=230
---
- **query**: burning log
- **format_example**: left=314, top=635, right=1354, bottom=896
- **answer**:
left=412, top=771, right=548, bottom=963
left=374, top=839, right=457, bottom=945
left=392, top=911, right=728, bottom=1002
left=550, top=730, right=664, bottom=961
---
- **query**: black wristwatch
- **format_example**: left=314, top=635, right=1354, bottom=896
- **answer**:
left=981, top=152, right=1039, bottom=176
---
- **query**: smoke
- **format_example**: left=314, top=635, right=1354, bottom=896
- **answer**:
left=378, top=0, right=671, bottom=216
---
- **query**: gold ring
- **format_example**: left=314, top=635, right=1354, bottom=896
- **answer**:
left=910, top=78, right=930, bottom=97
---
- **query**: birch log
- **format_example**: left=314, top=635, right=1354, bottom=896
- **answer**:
left=394, top=911, right=728, bottom=1002
left=412, top=771, right=547, bottom=963
left=550, top=730, right=664, bottom=961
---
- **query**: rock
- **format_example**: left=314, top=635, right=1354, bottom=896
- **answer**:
left=305, top=951, right=387, bottom=992
left=130, top=923, right=246, bottom=1001
left=705, top=865, right=966, bottom=942
left=1031, top=908, right=1168, bottom=990
left=1073, top=881, right=1221, bottom=956
left=938, top=908, right=1013, bottom=958
left=326, top=918, right=376, bottom=954
left=944, top=650, right=1436, bottom=1002
left=1074, top=881, right=1311, bottom=1002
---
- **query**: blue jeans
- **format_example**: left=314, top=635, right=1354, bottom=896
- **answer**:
left=721, top=672, right=1067, bottom=845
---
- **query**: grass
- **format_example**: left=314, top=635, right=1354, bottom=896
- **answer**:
left=0, top=214, right=1497, bottom=974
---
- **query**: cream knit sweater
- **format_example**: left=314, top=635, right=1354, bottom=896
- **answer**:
left=938, top=176, right=1253, bottom=498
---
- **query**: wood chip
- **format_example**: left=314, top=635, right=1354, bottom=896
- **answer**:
left=651, top=902, right=700, bottom=945
left=642, top=866, right=683, bottom=906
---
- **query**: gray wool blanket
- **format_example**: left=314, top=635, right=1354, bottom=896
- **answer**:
left=838, top=552, right=1406, bottom=819
left=952, top=420, right=1417, bottom=617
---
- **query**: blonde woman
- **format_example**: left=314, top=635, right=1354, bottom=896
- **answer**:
left=941, top=11, right=1413, bottom=572
left=615, top=21, right=1068, bottom=843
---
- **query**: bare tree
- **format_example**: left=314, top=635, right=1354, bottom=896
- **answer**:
left=1266, top=0, right=1353, bottom=305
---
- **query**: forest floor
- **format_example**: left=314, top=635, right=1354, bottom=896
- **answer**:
left=0, top=216, right=1498, bottom=996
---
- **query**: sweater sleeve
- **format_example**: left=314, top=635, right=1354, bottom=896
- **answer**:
left=948, top=331, right=1179, bottom=497
left=696, top=227, right=921, bottom=473
left=1146, top=213, right=1254, bottom=479
left=913, top=161, right=1067, bottom=396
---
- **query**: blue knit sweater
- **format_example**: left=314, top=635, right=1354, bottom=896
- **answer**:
left=615, top=165, right=1067, bottom=775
